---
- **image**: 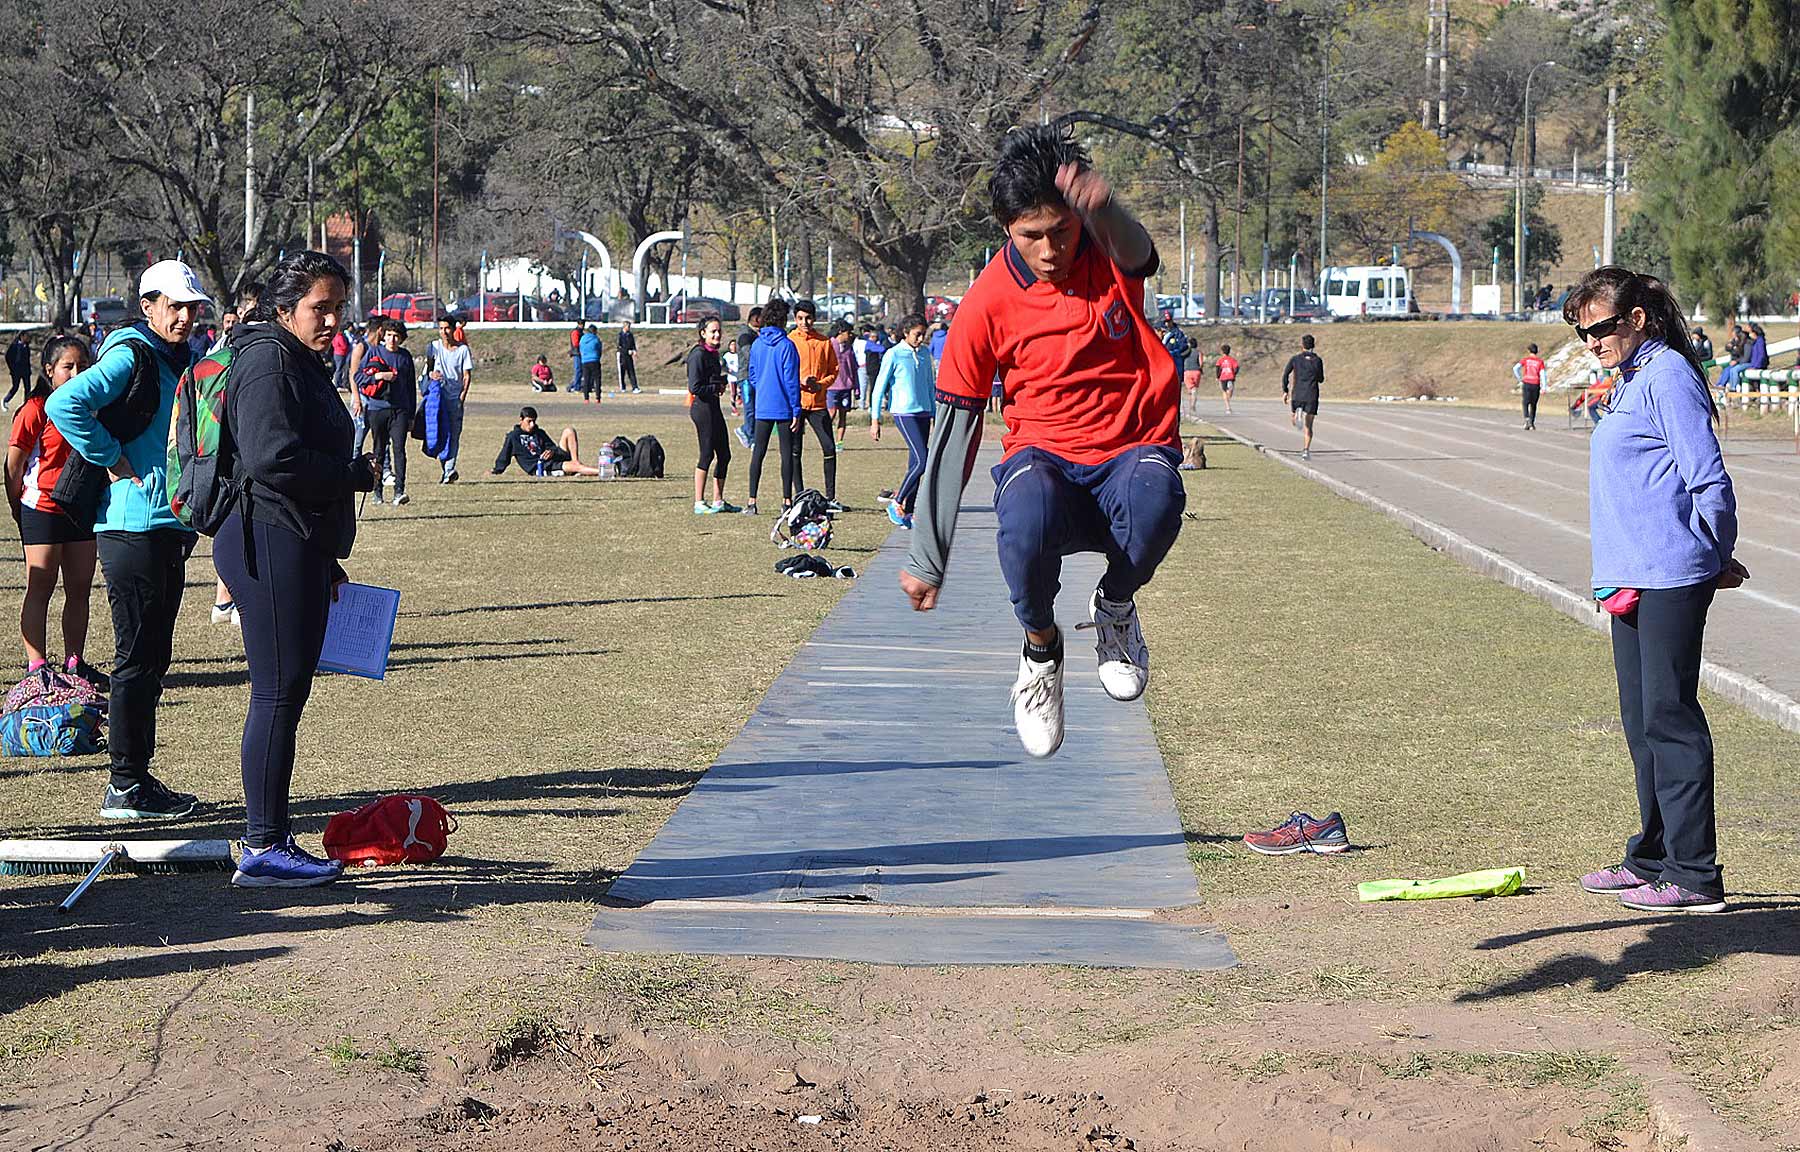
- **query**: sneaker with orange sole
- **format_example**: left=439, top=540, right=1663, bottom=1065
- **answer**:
left=1243, top=811, right=1350, bottom=856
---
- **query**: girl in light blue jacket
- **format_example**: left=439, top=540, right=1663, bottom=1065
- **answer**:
left=867, top=313, right=934, bottom=527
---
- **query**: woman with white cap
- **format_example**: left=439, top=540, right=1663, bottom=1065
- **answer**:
left=47, top=259, right=209, bottom=820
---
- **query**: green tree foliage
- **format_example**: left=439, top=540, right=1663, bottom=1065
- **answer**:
left=1478, top=184, right=1562, bottom=285
left=1325, top=122, right=1464, bottom=257
left=1614, top=210, right=1673, bottom=282
left=1635, top=0, right=1800, bottom=316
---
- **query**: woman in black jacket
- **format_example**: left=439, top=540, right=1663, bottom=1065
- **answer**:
left=688, top=317, right=738, bottom=514
left=214, top=250, right=377, bottom=889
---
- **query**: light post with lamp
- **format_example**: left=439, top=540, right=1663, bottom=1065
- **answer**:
left=1515, top=59, right=1558, bottom=312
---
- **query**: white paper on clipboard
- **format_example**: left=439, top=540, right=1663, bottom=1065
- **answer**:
left=317, top=583, right=400, bottom=680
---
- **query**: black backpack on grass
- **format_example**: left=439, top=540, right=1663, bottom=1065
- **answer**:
left=630, top=434, right=664, bottom=478
left=607, top=435, right=635, bottom=476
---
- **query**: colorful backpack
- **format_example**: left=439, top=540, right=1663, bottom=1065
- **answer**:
left=771, top=488, right=834, bottom=551
left=4, top=666, right=106, bottom=715
left=0, top=703, right=106, bottom=757
left=323, top=795, right=457, bottom=866
left=166, top=344, right=238, bottom=535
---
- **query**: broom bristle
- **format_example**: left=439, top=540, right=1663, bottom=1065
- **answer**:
left=0, top=858, right=125, bottom=877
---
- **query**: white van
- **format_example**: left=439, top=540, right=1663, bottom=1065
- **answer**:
left=1323, top=266, right=1413, bottom=318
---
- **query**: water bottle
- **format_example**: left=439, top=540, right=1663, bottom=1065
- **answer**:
left=535, top=457, right=546, bottom=477
left=599, top=442, right=615, bottom=479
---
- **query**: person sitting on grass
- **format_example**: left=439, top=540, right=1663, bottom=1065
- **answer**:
left=489, top=406, right=601, bottom=476
left=530, top=355, right=556, bottom=392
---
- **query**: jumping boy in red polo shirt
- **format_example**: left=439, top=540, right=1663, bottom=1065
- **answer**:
left=898, top=125, right=1184, bottom=758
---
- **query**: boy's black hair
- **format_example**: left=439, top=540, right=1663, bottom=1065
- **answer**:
left=748, top=306, right=764, bottom=323
left=1301, top=334, right=1315, bottom=350
left=760, top=298, right=790, bottom=329
left=990, top=123, right=1090, bottom=227
left=1528, top=343, right=1539, bottom=354
left=1220, top=343, right=1231, bottom=354
left=519, top=405, right=538, bottom=420
left=793, top=299, right=817, bottom=318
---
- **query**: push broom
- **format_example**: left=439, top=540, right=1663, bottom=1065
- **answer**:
left=0, top=838, right=235, bottom=912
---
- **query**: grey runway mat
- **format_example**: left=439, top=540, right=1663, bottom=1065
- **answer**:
left=588, top=488, right=1233, bottom=970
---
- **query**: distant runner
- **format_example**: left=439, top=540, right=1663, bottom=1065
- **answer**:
left=1517, top=342, right=1547, bottom=430
left=1281, top=333, right=1323, bottom=461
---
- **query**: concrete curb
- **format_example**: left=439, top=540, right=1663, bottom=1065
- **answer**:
left=1211, top=425, right=1800, bottom=736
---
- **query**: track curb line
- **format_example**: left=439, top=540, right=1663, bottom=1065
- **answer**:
left=1210, top=424, right=1800, bottom=736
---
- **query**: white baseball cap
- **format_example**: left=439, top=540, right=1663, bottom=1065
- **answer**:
left=138, top=260, right=212, bottom=305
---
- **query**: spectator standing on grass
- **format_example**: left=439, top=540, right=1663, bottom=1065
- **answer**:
left=616, top=319, right=641, bottom=394
left=1281, top=333, right=1324, bottom=460
left=1517, top=342, right=1547, bottom=431
left=862, top=324, right=889, bottom=397
left=331, top=325, right=351, bottom=392
left=577, top=324, right=602, bottom=403
left=789, top=300, right=842, bottom=509
left=686, top=317, right=739, bottom=514
left=568, top=321, right=585, bottom=397
left=5, top=332, right=33, bottom=411
left=928, top=320, right=948, bottom=374
left=213, top=281, right=261, bottom=628
left=216, top=251, right=377, bottom=889
left=734, top=306, right=762, bottom=448
left=746, top=297, right=800, bottom=516
left=867, top=312, right=933, bottom=529
left=47, top=260, right=206, bottom=820
left=827, top=319, right=858, bottom=449
left=1568, top=265, right=1744, bottom=915
left=1158, top=311, right=1190, bottom=378
left=354, top=317, right=417, bottom=506
left=6, top=334, right=105, bottom=690
left=425, top=313, right=473, bottom=483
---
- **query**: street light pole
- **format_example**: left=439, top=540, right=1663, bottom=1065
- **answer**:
left=1515, top=60, right=1557, bottom=312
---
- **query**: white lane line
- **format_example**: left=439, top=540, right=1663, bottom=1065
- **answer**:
left=807, top=680, right=1109, bottom=694
left=1339, top=452, right=1800, bottom=617
left=807, top=641, right=1018, bottom=657
left=1332, top=410, right=1800, bottom=562
left=784, top=718, right=911, bottom=727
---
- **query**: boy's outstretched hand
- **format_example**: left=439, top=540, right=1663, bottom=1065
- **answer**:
left=1055, top=162, right=1112, bottom=218
left=899, top=570, right=939, bottom=611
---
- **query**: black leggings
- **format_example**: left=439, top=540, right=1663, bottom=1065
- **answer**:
left=1522, top=384, right=1541, bottom=424
left=795, top=409, right=837, bottom=499
left=366, top=406, right=410, bottom=494
left=748, top=419, right=796, bottom=504
left=691, top=398, right=730, bottom=480
left=212, top=512, right=333, bottom=849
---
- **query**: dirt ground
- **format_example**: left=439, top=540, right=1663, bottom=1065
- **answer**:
left=3, top=356, right=1798, bottom=1151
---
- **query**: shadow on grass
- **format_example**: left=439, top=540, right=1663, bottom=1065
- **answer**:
left=1458, top=900, right=1800, bottom=1000
left=164, top=647, right=614, bottom=689
left=403, top=592, right=778, bottom=619
left=0, top=858, right=615, bottom=1014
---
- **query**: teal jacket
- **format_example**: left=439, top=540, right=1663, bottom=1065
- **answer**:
left=46, top=324, right=194, bottom=534
left=868, top=342, right=934, bottom=419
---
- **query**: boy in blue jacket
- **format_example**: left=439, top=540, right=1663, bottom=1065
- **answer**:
left=744, top=298, right=801, bottom=514
left=46, top=260, right=206, bottom=819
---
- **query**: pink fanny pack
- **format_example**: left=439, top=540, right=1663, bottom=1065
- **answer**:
left=1597, top=588, right=1641, bottom=617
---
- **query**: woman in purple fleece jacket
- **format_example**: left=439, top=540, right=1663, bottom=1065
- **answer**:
left=1566, top=266, right=1749, bottom=914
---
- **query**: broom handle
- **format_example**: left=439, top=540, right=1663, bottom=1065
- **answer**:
left=58, top=847, right=121, bottom=913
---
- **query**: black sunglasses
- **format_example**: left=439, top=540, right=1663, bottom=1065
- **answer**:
left=1574, top=314, right=1625, bottom=342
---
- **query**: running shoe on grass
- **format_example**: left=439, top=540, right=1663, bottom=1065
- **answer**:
left=1243, top=811, right=1350, bottom=855
left=1579, top=863, right=1643, bottom=893
left=1618, top=881, right=1725, bottom=913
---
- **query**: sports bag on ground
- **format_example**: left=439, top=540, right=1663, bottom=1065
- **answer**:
left=630, top=434, right=665, bottom=478
left=4, top=666, right=106, bottom=715
left=0, top=703, right=105, bottom=757
left=166, top=343, right=239, bottom=534
left=771, top=488, right=833, bottom=551
left=323, top=795, right=457, bottom=866
left=607, top=435, right=636, bottom=475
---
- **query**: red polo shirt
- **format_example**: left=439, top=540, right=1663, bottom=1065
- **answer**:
left=1520, top=355, right=1546, bottom=386
left=936, top=232, right=1179, bottom=464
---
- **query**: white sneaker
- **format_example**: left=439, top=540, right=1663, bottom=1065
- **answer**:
left=1086, top=592, right=1148, bottom=701
left=211, top=601, right=238, bottom=627
left=383, top=471, right=396, bottom=489
left=1010, top=655, right=1065, bottom=758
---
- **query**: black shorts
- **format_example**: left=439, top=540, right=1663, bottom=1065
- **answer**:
left=1219, top=379, right=1234, bottom=391
left=18, top=504, right=95, bottom=545
left=1291, top=396, right=1320, bottom=416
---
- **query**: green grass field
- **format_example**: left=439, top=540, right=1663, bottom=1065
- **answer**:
left=2, top=386, right=1796, bottom=1146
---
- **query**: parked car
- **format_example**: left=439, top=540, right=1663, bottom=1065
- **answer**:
left=456, top=293, right=570, bottom=322
left=1240, top=288, right=1325, bottom=321
left=673, top=295, right=742, bottom=323
left=372, top=293, right=441, bottom=323
left=1153, top=293, right=1208, bottom=320
left=818, top=292, right=876, bottom=322
left=82, top=297, right=133, bottom=326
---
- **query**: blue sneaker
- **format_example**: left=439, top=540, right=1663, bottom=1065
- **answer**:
left=694, top=500, right=718, bottom=515
left=232, top=837, right=344, bottom=889
left=711, top=500, right=742, bottom=514
left=887, top=502, right=912, bottom=528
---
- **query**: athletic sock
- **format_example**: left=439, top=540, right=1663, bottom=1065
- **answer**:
left=27, top=658, right=47, bottom=673
left=1023, top=631, right=1063, bottom=667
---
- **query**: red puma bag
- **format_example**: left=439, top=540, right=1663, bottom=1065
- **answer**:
left=323, top=795, right=457, bottom=866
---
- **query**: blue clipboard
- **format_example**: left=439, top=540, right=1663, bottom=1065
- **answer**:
left=317, top=583, right=400, bottom=680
